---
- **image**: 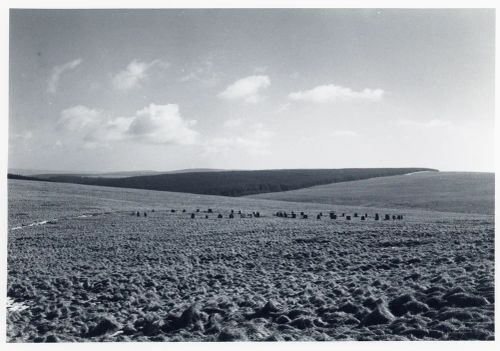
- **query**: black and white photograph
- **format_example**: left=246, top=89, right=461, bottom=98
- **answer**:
left=1, top=1, right=497, bottom=349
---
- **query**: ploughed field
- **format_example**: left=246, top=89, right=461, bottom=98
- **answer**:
left=7, top=180, right=495, bottom=341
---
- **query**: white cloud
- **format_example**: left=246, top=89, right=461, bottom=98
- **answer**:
left=47, top=59, right=82, bottom=94
left=329, top=130, right=360, bottom=137
left=218, top=75, right=271, bottom=103
left=112, top=59, right=168, bottom=90
left=289, top=84, right=384, bottom=103
left=58, top=106, right=127, bottom=147
left=57, top=103, right=198, bottom=147
left=58, top=105, right=104, bottom=132
left=128, top=104, right=198, bottom=145
left=398, top=119, right=452, bottom=128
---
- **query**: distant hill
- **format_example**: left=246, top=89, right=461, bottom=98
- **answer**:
left=11, top=168, right=437, bottom=197
left=7, top=174, right=48, bottom=182
left=248, top=171, right=494, bottom=215
left=10, top=168, right=227, bottom=179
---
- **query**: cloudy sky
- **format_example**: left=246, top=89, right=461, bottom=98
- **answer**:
left=9, top=9, right=494, bottom=172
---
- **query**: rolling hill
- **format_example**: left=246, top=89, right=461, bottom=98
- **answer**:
left=10, top=168, right=228, bottom=178
left=248, top=172, right=494, bottom=215
left=8, top=168, right=436, bottom=197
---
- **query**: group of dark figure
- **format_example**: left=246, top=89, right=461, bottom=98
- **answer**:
left=132, top=208, right=403, bottom=221
left=132, top=208, right=261, bottom=219
left=275, top=211, right=404, bottom=221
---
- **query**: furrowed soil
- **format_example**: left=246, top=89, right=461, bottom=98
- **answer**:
left=7, top=180, right=495, bottom=342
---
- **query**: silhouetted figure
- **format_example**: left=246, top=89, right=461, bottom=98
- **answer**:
left=205, top=215, right=209, bottom=219
left=231, top=209, right=234, bottom=214
left=171, top=209, right=176, bottom=213
left=191, top=213, right=195, bottom=219
left=152, top=209, right=155, bottom=213
left=255, top=212, right=260, bottom=218
left=354, top=212, right=358, bottom=217
left=365, top=213, right=368, bottom=218
left=375, top=213, right=380, bottom=220
left=291, top=213, right=297, bottom=218
left=341, top=213, right=345, bottom=217
left=302, top=214, right=308, bottom=219
left=229, top=213, right=234, bottom=219
left=392, top=215, right=396, bottom=220
left=218, top=214, right=223, bottom=219
left=144, top=212, right=147, bottom=217
left=182, top=209, right=186, bottom=213
left=361, top=216, right=365, bottom=220
left=384, top=214, right=390, bottom=220
left=300, top=212, right=304, bottom=216
left=319, top=212, right=323, bottom=217
left=283, top=212, right=288, bottom=218
left=346, top=215, right=351, bottom=220
left=238, top=210, right=241, bottom=214
left=136, top=211, right=140, bottom=217
left=208, top=208, right=213, bottom=213
left=316, top=214, right=321, bottom=220
left=196, top=209, right=200, bottom=212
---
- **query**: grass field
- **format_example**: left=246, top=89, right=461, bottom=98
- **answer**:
left=7, top=179, right=495, bottom=342
left=248, top=172, right=494, bottom=215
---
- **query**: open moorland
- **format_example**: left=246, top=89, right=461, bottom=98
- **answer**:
left=7, top=178, right=495, bottom=342
left=249, top=172, right=494, bottom=215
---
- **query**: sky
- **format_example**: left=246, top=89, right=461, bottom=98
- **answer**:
left=8, top=9, right=495, bottom=172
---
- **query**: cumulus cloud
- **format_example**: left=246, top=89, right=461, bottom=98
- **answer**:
left=47, top=58, right=82, bottom=94
left=58, top=105, right=104, bottom=132
left=128, top=104, right=198, bottom=145
left=288, top=84, right=384, bottom=103
left=57, top=103, right=198, bottom=148
left=58, top=106, right=128, bottom=147
left=112, top=59, right=168, bottom=90
left=218, top=75, right=271, bottom=103
left=398, top=119, right=452, bottom=128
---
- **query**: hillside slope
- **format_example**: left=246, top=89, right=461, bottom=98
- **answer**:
left=12, top=168, right=435, bottom=197
left=248, top=172, right=494, bottom=215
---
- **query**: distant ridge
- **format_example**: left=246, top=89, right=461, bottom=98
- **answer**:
left=7, top=174, right=47, bottom=182
left=9, top=168, right=228, bottom=178
left=9, top=168, right=437, bottom=197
